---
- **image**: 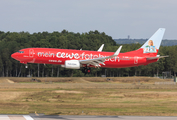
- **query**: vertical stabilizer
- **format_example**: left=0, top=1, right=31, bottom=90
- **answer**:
left=141, top=28, right=165, bottom=53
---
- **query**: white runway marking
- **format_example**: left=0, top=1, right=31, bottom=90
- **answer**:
left=0, top=115, right=10, bottom=120
left=23, top=115, right=34, bottom=120
left=0, top=115, right=34, bottom=120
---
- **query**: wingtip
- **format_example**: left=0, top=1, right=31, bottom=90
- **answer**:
left=97, top=44, right=104, bottom=52
left=114, top=45, right=122, bottom=56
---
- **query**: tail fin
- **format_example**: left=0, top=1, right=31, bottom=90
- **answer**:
left=141, top=28, right=165, bottom=53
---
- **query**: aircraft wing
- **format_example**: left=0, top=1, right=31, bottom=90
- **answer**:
left=146, top=55, right=169, bottom=60
left=80, top=46, right=122, bottom=67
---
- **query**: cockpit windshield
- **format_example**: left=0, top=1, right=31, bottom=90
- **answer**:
left=18, top=51, right=24, bottom=53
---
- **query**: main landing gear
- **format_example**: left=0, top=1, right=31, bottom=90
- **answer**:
left=82, top=66, right=91, bottom=74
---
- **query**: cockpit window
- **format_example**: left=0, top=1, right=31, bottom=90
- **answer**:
left=18, top=51, right=24, bottom=53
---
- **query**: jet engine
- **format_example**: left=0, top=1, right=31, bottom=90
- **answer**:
left=61, top=60, right=80, bottom=69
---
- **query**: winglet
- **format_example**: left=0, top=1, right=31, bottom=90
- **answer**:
left=97, top=44, right=104, bottom=52
left=114, top=45, right=122, bottom=56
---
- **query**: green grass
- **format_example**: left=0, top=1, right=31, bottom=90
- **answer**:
left=0, top=77, right=177, bottom=116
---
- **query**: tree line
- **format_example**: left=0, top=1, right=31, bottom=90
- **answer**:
left=0, top=30, right=176, bottom=77
left=115, top=39, right=177, bottom=46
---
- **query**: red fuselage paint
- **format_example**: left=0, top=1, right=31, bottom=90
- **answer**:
left=11, top=48, right=158, bottom=68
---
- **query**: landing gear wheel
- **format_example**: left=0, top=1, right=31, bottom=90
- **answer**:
left=82, top=67, right=91, bottom=74
left=87, top=67, right=91, bottom=73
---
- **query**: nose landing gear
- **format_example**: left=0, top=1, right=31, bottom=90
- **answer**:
left=25, top=64, right=28, bottom=68
left=20, top=61, right=28, bottom=68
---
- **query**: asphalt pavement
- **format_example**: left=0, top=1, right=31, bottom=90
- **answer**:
left=1, top=115, right=177, bottom=120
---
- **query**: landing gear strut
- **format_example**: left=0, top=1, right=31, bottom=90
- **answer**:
left=25, top=64, right=28, bottom=68
left=82, top=66, right=91, bottom=74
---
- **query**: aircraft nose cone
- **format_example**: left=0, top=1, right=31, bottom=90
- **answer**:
left=11, top=53, right=18, bottom=59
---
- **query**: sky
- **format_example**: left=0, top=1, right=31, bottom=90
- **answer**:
left=0, top=0, right=177, bottom=39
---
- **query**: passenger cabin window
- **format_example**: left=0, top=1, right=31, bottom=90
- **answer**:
left=18, top=51, right=24, bottom=53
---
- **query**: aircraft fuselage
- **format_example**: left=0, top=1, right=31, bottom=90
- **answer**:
left=11, top=48, right=157, bottom=68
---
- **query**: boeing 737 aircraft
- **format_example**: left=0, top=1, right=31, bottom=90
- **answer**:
left=11, top=28, right=168, bottom=73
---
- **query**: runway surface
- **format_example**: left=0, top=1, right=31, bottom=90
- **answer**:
left=0, top=115, right=177, bottom=120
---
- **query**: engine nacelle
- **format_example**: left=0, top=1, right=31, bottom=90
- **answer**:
left=62, top=60, right=80, bottom=69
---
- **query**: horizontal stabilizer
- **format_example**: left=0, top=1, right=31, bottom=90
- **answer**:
left=146, top=55, right=169, bottom=60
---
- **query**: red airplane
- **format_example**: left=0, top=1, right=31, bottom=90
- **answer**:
left=11, top=28, right=168, bottom=73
